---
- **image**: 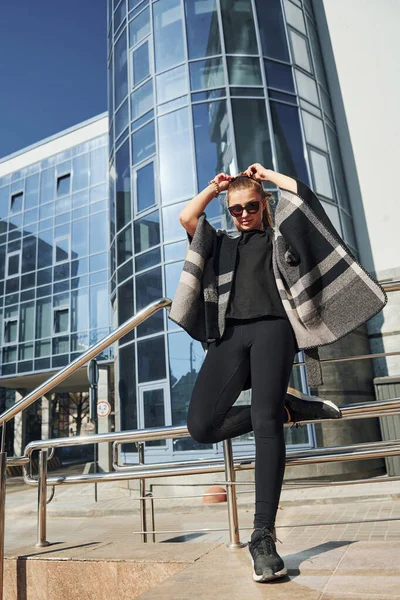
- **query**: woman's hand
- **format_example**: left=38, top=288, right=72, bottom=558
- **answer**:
left=244, top=163, right=270, bottom=181
left=212, top=172, right=233, bottom=192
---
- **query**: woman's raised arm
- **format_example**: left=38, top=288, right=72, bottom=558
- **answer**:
left=244, top=163, right=298, bottom=194
left=179, top=173, right=232, bottom=237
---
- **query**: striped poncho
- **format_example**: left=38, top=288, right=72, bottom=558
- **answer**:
left=169, top=179, right=388, bottom=389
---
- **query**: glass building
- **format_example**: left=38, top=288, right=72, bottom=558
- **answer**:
left=0, top=115, right=111, bottom=455
left=108, top=0, right=359, bottom=463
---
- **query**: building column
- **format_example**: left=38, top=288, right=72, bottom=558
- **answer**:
left=97, top=366, right=111, bottom=472
left=13, top=390, right=26, bottom=456
left=41, top=395, right=51, bottom=440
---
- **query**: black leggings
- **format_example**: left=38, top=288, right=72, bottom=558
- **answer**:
left=187, top=316, right=297, bottom=531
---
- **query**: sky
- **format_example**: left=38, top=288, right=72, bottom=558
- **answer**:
left=0, top=0, right=108, bottom=159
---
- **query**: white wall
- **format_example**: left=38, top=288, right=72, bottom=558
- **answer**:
left=313, top=0, right=400, bottom=278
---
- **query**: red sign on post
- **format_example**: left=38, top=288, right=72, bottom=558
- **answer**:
left=97, top=400, right=111, bottom=418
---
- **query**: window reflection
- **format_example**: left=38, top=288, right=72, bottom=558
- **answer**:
left=115, top=28, right=128, bottom=107
left=189, top=58, right=225, bottom=91
left=192, top=101, right=233, bottom=192
left=158, top=108, right=195, bottom=205
left=165, top=260, right=183, bottom=299
left=231, top=99, right=273, bottom=172
left=255, top=0, right=289, bottom=61
left=156, top=64, right=187, bottom=105
left=131, top=79, right=153, bottom=120
left=302, top=110, right=327, bottom=151
left=264, top=60, right=295, bottom=93
left=184, top=0, right=220, bottom=60
left=227, top=57, right=262, bottom=86
left=138, top=335, right=166, bottom=382
left=132, top=41, right=150, bottom=86
left=153, top=0, right=185, bottom=73
left=119, top=343, right=138, bottom=438
left=220, top=0, right=257, bottom=55
left=135, top=267, right=163, bottom=336
left=131, top=120, right=155, bottom=165
left=117, top=226, right=133, bottom=264
left=129, top=6, right=150, bottom=47
left=136, top=162, right=156, bottom=213
left=162, top=202, right=187, bottom=243
left=270, top=101, right=309, bottom=183
left=115, top=139, right=132, bottom=231
left=134, top=210, right=160, bottom=253
left=116, top=99, right=129, bottom=139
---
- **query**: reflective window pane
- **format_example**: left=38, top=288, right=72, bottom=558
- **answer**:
left=72, top=218, right=89, bottom=258
left=302, top=111, right=327, bottom=151
left=90, top=213, right=108, bottom=255
left=306, top=17, right=328, bottom=88
left=54, top=308, right=69, bottom=334
left=164, top=240, right=186, bottom=262
left=131, top=79, right=153, bottom=120
left=40, top=169, right=55, bottom=204
left=11, top=192, right=23, bottom=213
left=158, top=108, right=195, bottom=205
left=220, top=0, right=257, bottom=55
left=192, top=100, right=233, bottom=192
left=227, top=56, right=262, bottom=86
left=132, top=41, right=150, bottom=86
left=184, top=0, right=221, bottom=60
left=162, top=202, right=187, bottom=243
left=19, top=302, right=34, bottom=342
left=341, top=211, right=357, bottom=248
left=255, top=0, right=289, bottom=61
left=72, top=154, right=89, bottom=192
left=131, top=120, right=155, bottom=165
left=136, top=267, right=163, bottom=336
left=115, top=28, right=128, bottom=107
left=90, top=284, right=109, bottom=330
left=153, top=0, right=185, bottom=73
left=114, top=0, right=127, bottom=32
left=115, top=99, right=129, bottom=139
left=270, top=101, right=309, bottom=183
left=134, top=210, right=160, bottom=253
left=156, top=64, right=187, bottom=105
left=25, top=174, right=40, bottom=209
left=136, top=162, right=156, bottom=212
left=57, top=174, right=71, bottom=197
left=116, top=140, right=132, bottom=231
left=117, top=225, right=133, bottom=264
left=309, top=150, right=333, bottom=198
left=36, top=298, right=52, bottom=338
left=138, top=336, right=166, bottom=382
left=165, top=260, right=183, bottom=299
left=295, top=70, right=319, bottom=105
left=119, top=343, right=137, bottom=433
left=135, top=246, right=161, bottom=271
left=283, top=0, right=306, bottom=34
left=143, top=388, right=166, bottom=446
left=129, top=6, right=150, bottom=47
left=189, top=58, right=225, bottom=91
left=71, top=288, right=89, bottom=332
left=289, top=30, right=312, bottom=72
left=231, top=99, right=272, bottom=172
left=326, top=126, right=350, bottom=211
left=320, top=201, right=342, bottom=236
left=118, top=278, right=134, bottom=331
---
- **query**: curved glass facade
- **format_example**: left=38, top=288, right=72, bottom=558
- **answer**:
left=108, top=0, right=358, bottom=459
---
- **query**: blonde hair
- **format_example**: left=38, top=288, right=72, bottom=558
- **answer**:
left=226, top=174, right=273, bottom=230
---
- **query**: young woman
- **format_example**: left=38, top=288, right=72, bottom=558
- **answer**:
left=176, top=163, right=339, bottom=583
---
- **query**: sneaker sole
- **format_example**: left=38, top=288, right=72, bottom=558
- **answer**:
left=286, top=387, right=342, bottom=419
left=251, top=558, right=288, bottom=583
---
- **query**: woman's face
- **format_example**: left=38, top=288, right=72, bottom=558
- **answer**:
left=228, top=188, right=265, bottom=232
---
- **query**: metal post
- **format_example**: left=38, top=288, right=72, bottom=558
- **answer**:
left=137, top=442, right=147, bottom=542
left=0, top=451, right=7, bottom=600
left=36, top=449, right=50, bottom=547
left=223, top=439, right=245, bottom=549
left=148, top=492, right=156, bottom=542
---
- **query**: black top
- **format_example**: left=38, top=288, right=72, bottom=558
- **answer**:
left=225, top=227, right=288, bottom=321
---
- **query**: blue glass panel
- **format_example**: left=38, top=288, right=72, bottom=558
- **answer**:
left=39, top=202, right=54, bottom=220
left=72, top=190, right=89, bottom=210
left=137, top=335, right=166, bottom=382
left=25, top=174, right=40, bottom=209
left=115, top=28, right=128, bottom=107
left=116, top=139, right=132, bottom=231
left=0, top=186, right=9, bottom=218
left=117, top=259, right=133, bottom=283
left=116, top=98, right=129, bottom=139
left=71, top=288, right=89, bottom=332
left=72, top=218, right=89, bottom=258
left=157, top=96, right=188, bottom=116
left=136, top=162, right=155, bottom=212
left=90, top=284, right=110, bottom=330
left=90, top=270, right=108, bottom=285
left=131, top=120, right=155, bottom=165
left=255, top=0, right=290, bottom=61
left=90, top=252, right=108, bottom=272
left=269, top=90, right=297, bottom=104
left=165, top=260, right=183, bottom=299
left=90, top=183, right=107, bottom=204
left=108, top=50, right=114, bottom=116
left=117, top=225, right=133, bottom=264
left=71, top=257, right=89, bottom=277
left=57, top=174, right=71, bottom=197
left=10, top=192, right=23, bottom=213
left=114, top=0, right=126, bottom=33
left=40, top=168, right=55, bottom=204
left=72, top=154, right=89, bottom=192
left=22, top=236, right=37, bottom=273
left=118, top=342, right=137, bottom=434
left=220, top=0, right=257, bottom=54
left=231, top=99, right=273, bottom=172
left=230, top=87, right=264, bottom=97
left=270, top=101, right=309, bottom=183
left=156, top=64, right=187, bottom=104
left=158, top=108, right=195, bottom=205
left=153, top=0, right=184, bottom=73
left=89, top=213, right=108, bottom=254
left=184, top=0, right=221, bottom=60
left=227, top=57, right=262, bottom=86
left=132, top=41, right=150, bottom=86
left=134, top=210, right=160, bottom=253
left=164, top=240, right=186, bottom=262
left=131, top=80, right=153, bottom=120
left=265, top=60, right=295, bottom=92
left=90, top=146, right=107, bottom=186
left=162, top=201, right=187, bottom=243
left=117, top=279, right=134, bottom=340
left=135, top=246, right=161, bottom=271
left=189, top=58, right=224, bottom=91
left=129, top=5, right=150, bottom=47
left=192, top=101, right=232, bottom=193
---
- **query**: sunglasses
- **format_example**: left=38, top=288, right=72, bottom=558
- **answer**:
left=228, top=200, right=262, bottom=217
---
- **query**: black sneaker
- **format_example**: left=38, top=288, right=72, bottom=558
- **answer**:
left=248, top=527, right=288, bottom=583
left=284, top=386, right=341, bottom=424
